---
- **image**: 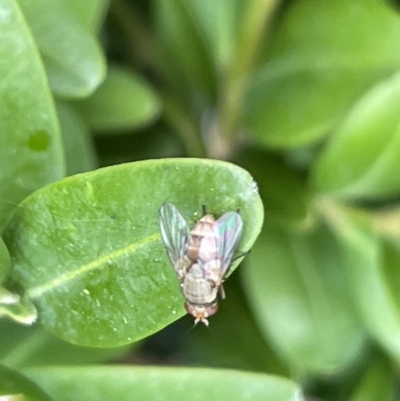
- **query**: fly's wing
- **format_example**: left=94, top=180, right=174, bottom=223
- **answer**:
left=213, top=212, right=243, bottom=277
left=198, top=211, right=243, bottom=280
left=159, top=203, right=190, bottom=268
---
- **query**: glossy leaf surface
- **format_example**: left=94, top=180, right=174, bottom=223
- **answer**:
left=0, top=0, right=65, bottom=230
left=24, top=366, right=303, bottom=401
left=18, top=0, right=106, bottom=98
left=3, top=159, right=263, bottom=347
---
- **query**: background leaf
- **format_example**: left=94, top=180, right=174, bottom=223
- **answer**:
left=243, top=219, right=365, bottom=373
left=0, top=0, right=65, bottom=231
left=182, top=270, right=289, bottom=375
left=0, top=320, right=130, bottom=368
left=236, top=147, right=310, bottom=226
left=0, top=364, right=53, bottom=401
left=183, top=0, right=243, bottom=71
left=3, top=159, right=263, bottom=347
left=245, top=0, right=400, bottom=148
left=63, top=0, right=109, bottom=32
left=311, top=72, right=400, bottom=199
left=75, top=66, right=161, bottom=133
left=348, top=354, right=393, bottom=401
left=0, top=237, right=11, bottom=283
left=24, top=366, right=303, bottom=401
left=57, top=102, right=98, bottom=176
left=18, top=0, right=106, bottom=98
left=154, top=0, right=216, bottom=104
left=331, top=210, right=400, bottom=364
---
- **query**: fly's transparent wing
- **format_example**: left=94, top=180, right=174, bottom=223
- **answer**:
left=213, top=212, right=243, bottom=276
left=159, top=203, right=190, bottom=268
left=198, top=211, right=243, bottom=279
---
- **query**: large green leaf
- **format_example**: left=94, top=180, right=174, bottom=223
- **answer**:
left=57, top=101, right=98, bottom=176
left=0, top=364, right=53, bottom=401
left=0, top=321, right=130, bottom=368
left=0, top=0, right=65, bottom=231
left=18, top=0, right=106, bottom=98
left=75, top=66, right=161, bottom=133
left=243, top=219, right=365, bottom=373
left=311, top=72, right=400, bottom=199
left=245, top=0, right=400, bottom=148
left=24, top=366, right=303, bottom=401
left=3, top=159, right=263, bottom=347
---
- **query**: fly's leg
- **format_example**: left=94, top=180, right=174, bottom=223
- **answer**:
left=218, top=284, right=226, bottom=299
left=202, top=204, right=207, bottom=216
left=232, top=250, right=251, bottom=263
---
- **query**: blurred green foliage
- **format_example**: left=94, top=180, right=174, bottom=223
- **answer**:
left=1, top=0, right=400, bottom=399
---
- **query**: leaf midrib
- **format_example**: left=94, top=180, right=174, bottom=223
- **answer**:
left=27, top=232, right=160, bottom=300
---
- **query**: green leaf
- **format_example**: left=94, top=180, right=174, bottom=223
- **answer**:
left=245, top=0, right=400, bottom=148
left=0, top=321, right=131, bottom=368
left=235, top=147, right=310, bottom=226
left=63, top=0, right=109, bottom=32
left=75, top=66, right=161, bottom=133
left=311, top=72, right=400, bottom=199
left=243, top=219, right=365, bottom=373
left=154, top=0, right=216, bottom=103
left=0, top=237, right=11, bottom=283
left=0, top=0, right=65, bottom=230
left=57, top=102, right=98, bottom=176
left=0, top=364, right=54, bottom=401
left=183, top=0, right=243, bottom=70
left=182, top=271, right=289, bottom=375
left=331, top=209, right=400, bottom=363
left=3, top=159, right=263, bottom=347
left=24, top=366, right=303, bottom=401
left=18, top=0, right=106, bottom=98
left=348, top=355, right=393, bottom=401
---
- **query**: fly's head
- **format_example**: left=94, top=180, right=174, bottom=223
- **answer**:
left=185, top=302, right=218, bottom=326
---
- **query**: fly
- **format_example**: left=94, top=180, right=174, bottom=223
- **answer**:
left=159, top=202, right=244, bottom=326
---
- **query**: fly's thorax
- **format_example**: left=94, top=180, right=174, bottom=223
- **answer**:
left=182, top=264, right=218, bottom=305
left=185, top=214, right=216, bottom=261
left=185, top=302, right=218, bottom=326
